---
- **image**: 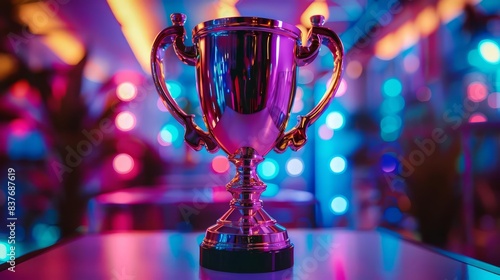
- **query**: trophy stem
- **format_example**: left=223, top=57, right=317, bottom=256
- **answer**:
left=227, top=147, right=266, bottom=235
left=200, top=147, right=294, bottom=272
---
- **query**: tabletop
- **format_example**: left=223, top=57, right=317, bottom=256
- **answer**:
left=1, top=228, right=499, bottom=280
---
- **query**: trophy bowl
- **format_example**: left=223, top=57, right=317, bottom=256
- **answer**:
left=151, top=13, right=343, bottom=273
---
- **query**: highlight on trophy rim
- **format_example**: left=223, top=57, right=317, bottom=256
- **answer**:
left=151, top=12, right=343, bottom=273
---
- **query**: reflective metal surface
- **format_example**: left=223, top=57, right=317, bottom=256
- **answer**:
left=2, top=229, right=499, bottom=279
left=195, top=25, right=296, bottom=156
left=200, top=147, right=291, bottom=251
left=151, top=13, right=344, bottom=272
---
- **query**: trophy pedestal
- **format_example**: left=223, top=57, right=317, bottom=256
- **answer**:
left=200, top=244, right=293, bottom=273
left=199, top=208, right=294, bottom=272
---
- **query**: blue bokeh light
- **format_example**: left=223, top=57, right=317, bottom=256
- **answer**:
left=380, top=95, right=405, bottom=114
left=160, top=124, right=179, bottom=143
left=166, top=80, right=183, bottom=99
left=258, top=159, right=279, bottom=180
left=326, top=111, right=345, bottom=130
left=381, top=153, right=398, bottom=173
left=262, top=183, right=280, bottom=197
left=380, top=115, right=402, bottom=134
left=384, top=207, right=403, bottom=224
left=382, top=78, right=402, bottom=97
left=330, top=196, right=349, bottom=215
left=0, top=242, right=7, bottom=260
left=330, top=156, right=347, bottom=173
left=478, top=39, right=500, bottom=64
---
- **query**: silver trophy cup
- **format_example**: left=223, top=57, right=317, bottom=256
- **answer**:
left=151, top=13, right=343, bottom=272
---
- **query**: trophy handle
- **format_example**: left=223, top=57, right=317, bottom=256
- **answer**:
left=274, top=15, right=344, bottom=153
left=151, top=13, right=219, bottom=153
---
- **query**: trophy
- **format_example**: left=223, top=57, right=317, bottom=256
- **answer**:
left=151, top=13, right=343, bottom=272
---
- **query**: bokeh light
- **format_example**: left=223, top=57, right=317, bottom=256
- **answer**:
left=159, top=124, right=179, bottom=144
left=116, top=82, right=137, bottom=101
left=468, top=49, right=493, bottom=69
left=399, top=22, right=419, bottom=50
left=292, top=100, right=304, bottom=113
left=0, top=242, right=6, bottom=260
left=115, top=111, right=136, bottom=131
left=318, top=124, right=334, bottom=140
left=335, top=79, right=347, bottom=97
left=380, top=95, right=405, bottom=114
left=384, top=207, right=403, bottom=224
left=157, top=97, right=169, bottom=112
left=258, top=159, right=279, bottom=180
left=298, top=68, right=314, bottom=84
left=381, top=153, right=398, bottom=173
left=113, top=153, right=134, bottom=174
left=83, top=57, right=109, bottom=82
left=380, top=115, right=402, bottom=133
left=157, top=132, right=171, bottom=146
left=487, top=92, right=500, bottom=109
left=382, top=78, right=403, bottom=97
left=346, top=60, right=363, bottom=79
left=296, top=86, right=304, bottom=99
left=467, top=81, right=488, bottom=102
left=416, top=86, right=432, bottom=102
left=398, top=195, right=412, bottom=212
left=32, top=224, right=60, bottom=247
left=262, top=183, right=280, bottom=197
left=468, top=112, right=487, bottom=123
left=10, top=80, right=30, bottom=99
left=286, top=158, right=304, bottom=176
left=7, top=129, right=47, bottom=160
left=403, top=53, right=420, bottom=73
left=381, top=130, right=400, bottom=142
left=437, top=0, right=465, bottom=23
left=478, top=40, right=500, bottom=64
left=326, top=111, right=345, bottom=130
left=330, top=156, right=347, bottom=173
left=301, top=0, right=329, bottom=27
left=375, top=34, right=399, bottom=60
left=166, top=80, right=182, bottom=99
left=10, top=119, right=31, bottom=137
left=330, top=196, right=348, bottom=215
left=415, top=7, right=439, bottom=36
left=212, top=155, right=230, bottom=173
left=293, top=87, right=304, bottom=113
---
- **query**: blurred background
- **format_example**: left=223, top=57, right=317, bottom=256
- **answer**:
left=1, top=0, right=499, bottom=267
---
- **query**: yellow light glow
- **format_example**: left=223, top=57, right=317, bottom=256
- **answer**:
left=18, top=2, right=64, bottom=35
left=116, top=82, right=138, bottom=101
left=107, top=0, right=165, bottom=73
left=375, top=33, right=400, bottom=60
left=437, top=0, right=466, bottom=23
left=398, top=22, right=419, bottom=49
left=0, top=54, right=17, bottom=80
left=41, top=31, right=85, bottom=65
left=300, top=0, right=329, bottom=28
left=216, top=0, right=240, bottom=18
left=415, top=7, right=439, bottom=36
left=296, top=24, right=309, bottom=46
left=84, top=58, right=109, bottom=82
left=372, top=0, right=478, bottom=60
left=17, top=2, right=84, bottom=65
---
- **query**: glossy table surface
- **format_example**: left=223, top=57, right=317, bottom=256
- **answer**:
left=1, top=229, right=499, bottom=280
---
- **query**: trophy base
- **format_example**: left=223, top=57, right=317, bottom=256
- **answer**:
left=200, top=245, right=294, bottom=273
left=199, top=147, right=294, bottom=273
